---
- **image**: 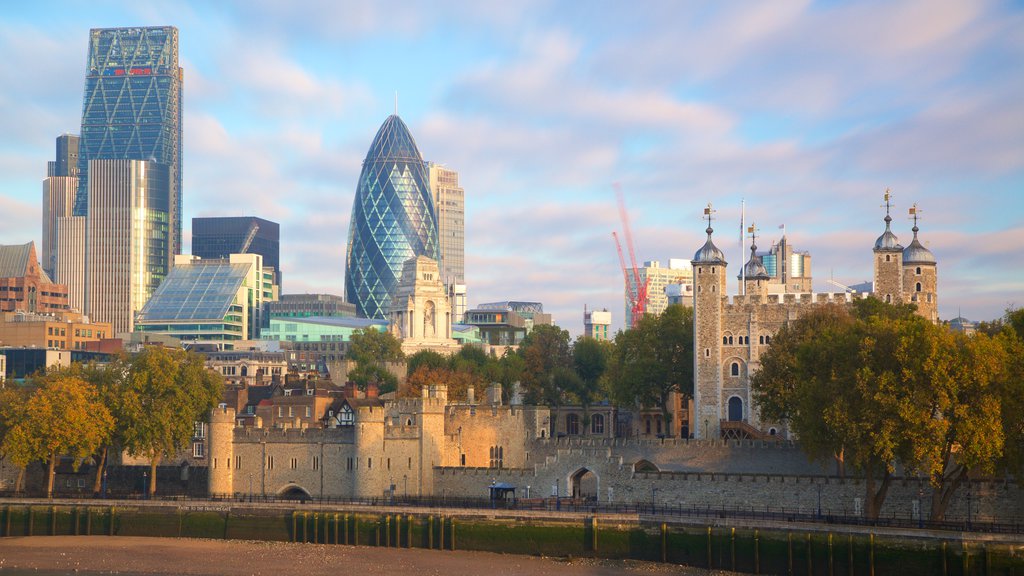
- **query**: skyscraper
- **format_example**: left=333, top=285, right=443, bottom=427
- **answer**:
left=427, top=163, right=465, bottom=285
left=192, top=216, right=281, bottom=285
left=345, top=115, right=439, bottom=319
left=85, top=159, right=171, bottom=335
left=42, top=135, right=80, bottom=278
left=75, top=26, right=183, bottom=255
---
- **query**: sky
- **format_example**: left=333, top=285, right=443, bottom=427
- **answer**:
left=1, top=0, right=1021, bottom=335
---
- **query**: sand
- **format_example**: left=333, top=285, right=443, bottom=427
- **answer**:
left=0, top=536, right=743, bottom=575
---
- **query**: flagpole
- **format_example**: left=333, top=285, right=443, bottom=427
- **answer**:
left=740, top=199, right=745, bottom=295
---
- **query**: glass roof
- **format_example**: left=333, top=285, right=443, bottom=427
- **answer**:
left=137, top=262, right=249, bottom=322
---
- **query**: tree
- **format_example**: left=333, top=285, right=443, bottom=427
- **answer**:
left=403, top=365, right=483, bottom=402
left=119, top=347, right=223, bottom=497
left=0, top=385, right=31, bottom=492
left=406, top=350, right=448, bottom=377
left=348, top=328, right=404, bottom=393
left=568, top=337, right=611, bottom=425
left=518, top=324, right=572, bottom=405
left=6, top=371, right=113, bottom=497
left=609, top=304, right=693, bottom=434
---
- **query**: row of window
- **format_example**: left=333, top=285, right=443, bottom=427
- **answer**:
left=558, top=413, right=605, bottom=435
left=722, top=335, right=771, bottom=345
left=276, top=406, right=313, bottom=418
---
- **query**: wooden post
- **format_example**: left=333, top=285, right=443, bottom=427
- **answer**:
left=707, top=526, right=713, bottom=569
left=385, top=515, right=391, bottom=547
left=731, top=527, right=736, bottom=571
left=407, top=515, right=412, bottom=548
left=828, top=533, right=834, bottom=576
left=591, top=517, right=598, bottom=555
left=86, top=507, right=92, bottom=536
left=428, top=516, right=434, bottom=550
left=450, top=518, right=456, bottom=551
left=941, top=541, right=947, bottom=576
left=962, top=541, right=969, bottom=576
left=354, top=516, right=359, bottom=546
left=807, top=532, right=813, bottom=576
left=344, top=514, right=350, bottom=545
left=3, top=505, right=8, bottom=537
left=109, top=507, right=115, bottom=536
left=28, top=507, right=34, bottom=537
left=73, top=507, right=79, bottom=536
left=848, top=534, right=853, bottom=576
left=50, top=506, right=57, bottom=535
left=869, top=533, right=875, bottom=576
left=334, top=514, right=339, bottom=545
left=754, top=529, right=760, bottom=575
left=662, top=523, right=668, bottom=563
left=314, top=513, right=319, bottom=544
left=788, top=532, right=793, bottom=576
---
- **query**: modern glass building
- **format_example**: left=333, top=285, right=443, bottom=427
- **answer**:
left=192, top=216, right=281, bottom=285
left=76, top=26, right=183, bottom=255
left=345, top=115, right=439, bottom=319
left=135, top=253, right=274, bottom=349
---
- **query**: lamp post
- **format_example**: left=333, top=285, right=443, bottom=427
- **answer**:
left=102, top=468, right=107, bottom=499
left=816, top=483, right=822, bottom=519
left=142, top=470, right=148, bottom=500
left=248, top=474, right=253, bottom=503
left=917, top=487, right=924, bottom=529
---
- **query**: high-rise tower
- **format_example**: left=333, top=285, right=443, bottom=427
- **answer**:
left=76, top=26, right=183, bottom=255
left=42, top=135, right=80, bottom=278
left=345, top=115, right=439, bottom=319
left=427, top=163, right=465, bottom=286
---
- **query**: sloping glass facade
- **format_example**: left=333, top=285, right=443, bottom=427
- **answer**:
left=76, top=26, right=183, bottom=254
left=345, top=115, right=439, bottom=319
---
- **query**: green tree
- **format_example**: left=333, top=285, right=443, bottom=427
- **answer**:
left=518, top=324, right=572, bottom=405
left=347, top=328, right=404, bottom=393
left=568, top=336, right=611, bottom=426
left=119, top=347, right=223, bottom=497
left=6, top=371, right=113, bottom=497
left=0, top=385, right=31, bottom=492
left=609, top=304, right=693, bottom=434
left=405, top=349, right=448, bottom=377
left=403, top=364, right=483, bottom=402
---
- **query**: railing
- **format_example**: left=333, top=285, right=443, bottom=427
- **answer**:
left=2, top=490, right=1020, bottom=535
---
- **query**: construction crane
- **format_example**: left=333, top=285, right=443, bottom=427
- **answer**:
left=613, top=184, right=648, bottom=328
left=239, top=220, right=260, bottom=254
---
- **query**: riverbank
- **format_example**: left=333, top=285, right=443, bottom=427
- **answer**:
left=0, top=536, right=739, bottom=575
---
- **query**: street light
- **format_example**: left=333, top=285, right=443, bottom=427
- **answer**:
left=142, top=470, right=148, bottom=500
left=816, top=483, right=822, bottom=519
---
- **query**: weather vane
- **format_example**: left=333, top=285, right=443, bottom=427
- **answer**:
left=908, top=203, right=921, bottom=228
left=703, top=202, right=716, bottom=229
left=881, top=188, right=892, bottom=216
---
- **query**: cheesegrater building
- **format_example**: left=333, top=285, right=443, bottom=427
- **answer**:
left=345, top=115, right=439, bottom=319
left=75, top=26, right=183, bottom=255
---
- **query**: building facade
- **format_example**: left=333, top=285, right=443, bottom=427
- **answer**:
left=54, top=216, right=86, bottom=312
left=583, top=307, right=611, bottom=341
left=626, top=259, right=693, bottom=327
left=42, top=134, right=80, bottom=278
left=76, top=26, right=183, bottom=255
left=692, top=200, right=939, bottom=439
left=464, top=301, right=552, bottom=348
left=266, top=293, right=355, bottom=320
left=192, top=217, right=281, bottom=286
left=0, top=242, right=69, bottom=314
left=84, top=159, right=171, bottom=335
left=387, top=256, right=460, bottom=356
left=135, top=253, right=276, bottom=348
left=345, top=115, right=440, bottom=319
left=0, top=311, right=111, bottom=351
left=427, top=163, right=465, bottom=287
left=759, top=234, right=813, bottom=294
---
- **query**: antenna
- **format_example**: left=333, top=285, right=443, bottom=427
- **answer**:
left=394, top=91, right=398, bottom=115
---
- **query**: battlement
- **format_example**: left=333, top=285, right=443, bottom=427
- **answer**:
left=535, top=436, right=800, bottom=450
left=723, top=291, right=868, bottom=309
left=435, top=466, right=534, bottom=479
left=384, top=425, right=422, bottom=440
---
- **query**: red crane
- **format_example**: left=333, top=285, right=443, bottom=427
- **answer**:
left=613, top=184, right=648, bottom=328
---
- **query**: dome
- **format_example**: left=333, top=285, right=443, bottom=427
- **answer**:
left=693, top=227, right=727, bottom=264
left=739, top=242, right=769, bottom=280
left=902, top=226, right=935, bottom=264
left=873, top=214, right=903, bottom=252
left=345, top=114, right=440, bottom=319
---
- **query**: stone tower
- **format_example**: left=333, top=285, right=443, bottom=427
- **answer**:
left=692, top=205, right=728, bottom=439
left=352, top=401, right=386, bottom=498
left=740, top=230, right=770, bottom=299
left=902, top=204, right=938, bottom=323
left=208, top=405, right=236, bottom=496
left=872, top=193, right=904, bottom=304
left=417, top=384, right=447, bottom=496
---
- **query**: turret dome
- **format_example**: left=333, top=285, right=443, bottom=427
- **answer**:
left=693, top=226, right=727, bottom=264
left=903, top=225, right=935, bottom=264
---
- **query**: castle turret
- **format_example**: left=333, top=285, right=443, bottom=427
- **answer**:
left=692, top=204, right=727, bottom=439
left=902, top=204, right=938, bottom=323
left=208, top=405, right=236, bottom=496
left=872, top=191, right=904, bottom=304
left=417, top=384, right=447, bottom=496
left=739, top=228, right=770, bottom=299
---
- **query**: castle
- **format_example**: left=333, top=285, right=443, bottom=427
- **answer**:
left=692, top=197, right=937, bottom=439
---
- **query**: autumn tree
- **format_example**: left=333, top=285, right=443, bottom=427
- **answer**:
left=608, top=304, right=693, bottom=434
left=348, top=327, right=404, bottom=393
left=118, top=347, right=223, bottom=497
left=403, top=365, right=483, bottom=402
left=0, top=386, right=31, bottom=492
left=518, top=324, right=572, bottom=405
left=6, top=371, right=113, bottom=497
left=405, top=349, right=448, bottom=376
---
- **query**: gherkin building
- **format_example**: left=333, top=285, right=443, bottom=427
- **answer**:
left=345, top=115, right=439, bottom=319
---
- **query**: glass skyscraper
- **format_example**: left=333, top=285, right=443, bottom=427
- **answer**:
left=75, top=26, right=183, bottom=255
left=345, top=115, right=439, bottom=319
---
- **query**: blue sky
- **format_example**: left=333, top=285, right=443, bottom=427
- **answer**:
left=1, top=0, right=1021, bottom=334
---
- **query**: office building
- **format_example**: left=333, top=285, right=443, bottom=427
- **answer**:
left=759, top=234, right=812, bottom=293
left=135, top=253, right=276, bottom=349
left=0, top=311, right=111, bottom=351
left=42, top=135, right=80, bottom=278
left=583, top=307, right=611, bottom=341
left=427, top=163, right=465, bottom=286
left=54, top=216, right=86, bottom=312
left=192, top=216, right=281, bottom=285
left=464, top=301, right=551, bottom=348
left=345, top=114, right=439, bottom=319
left=0, top=242, right=69, bottom=314
left=267, top=293, right=355, bottom=319
left=76, top=26, right=183, bottom=255
left=626, top=259, right=693, bottom=327
left=84, top=159, right=171, bottom=335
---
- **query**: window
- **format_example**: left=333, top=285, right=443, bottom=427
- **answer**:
left=759, top=335, right=764, bottom=344
left=193, top=421, right=206, bottom=439
left=346, top=457, right=354, bottom=471
left=235, top=456, right=241, bottom=470
left=722, top=336, right=728, bottom=345
left=408, top=457, right=412, bottom=469
left=460, top=454, right=466, bottom=466
left=277, top=407, right=283, bottom=418
left=885, top=294, right=892, bottom=303
left=916, top=282, right=922, bottom=292
left=731, top=362, right=740, bottom=376
left=367, top=458, right=372, bottom=469
left=290, top=458, right=297, bottom=470
left=885, top=254, right=891, bottom=262
left=305, top=406, right=311, bottom=418
left=387, top=458, right=391, bottom=471
left=656, top=418, right=662, bottom=435
left=192, top=442, right=204, bottom=458
left=591, top=414, right=605, bottom=435
left=266, top=456, right=275, bottom=470
left=566, top=413, right=580, bottom=435
left=312, top=456, right=320, bottom=470
left=916, top=266, right=922, bottom=274
left=288, top=407, right=294, bottom=417
left=489, top=446, right=504, bottom=468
